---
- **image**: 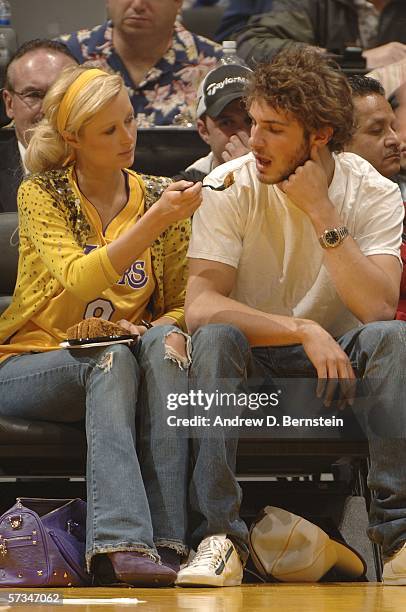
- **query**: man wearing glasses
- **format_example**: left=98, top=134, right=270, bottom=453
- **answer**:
left=1, top=39, right=77, bottom=212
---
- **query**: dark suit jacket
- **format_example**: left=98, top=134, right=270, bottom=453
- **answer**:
left=0, top=129, right=24, bottom=213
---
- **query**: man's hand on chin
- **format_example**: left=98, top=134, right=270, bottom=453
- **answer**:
left=277, top=145, right=331, bottom=218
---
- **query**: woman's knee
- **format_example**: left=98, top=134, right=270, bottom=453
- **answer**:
left=138, top=325, right=191, bottom=370
left=90, top=343, right=140, bottom=381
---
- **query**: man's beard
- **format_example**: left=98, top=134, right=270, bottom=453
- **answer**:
left=257, top=133, right=312, bottom=185
left=400, top=154, right=406, bottom=174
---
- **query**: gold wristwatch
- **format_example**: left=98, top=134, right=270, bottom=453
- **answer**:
left=319, top=226, right=349, bottom=249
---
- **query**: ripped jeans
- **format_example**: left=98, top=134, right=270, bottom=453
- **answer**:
left=0, top=325, right=190, bottom=571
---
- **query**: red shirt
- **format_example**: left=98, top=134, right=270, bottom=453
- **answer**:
left=396, top=202, right=406, bottom=320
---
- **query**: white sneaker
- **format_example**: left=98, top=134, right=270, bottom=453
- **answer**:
left=383, top=543, right=406, bottom=585
left=175, top=535, right=243, bottom=587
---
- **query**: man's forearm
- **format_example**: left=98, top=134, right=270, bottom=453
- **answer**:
left=310, top=206, right=399, bottom=322
left=186, top=290, right=316, bottom=346
left=321, top=242, right=398, bottom=321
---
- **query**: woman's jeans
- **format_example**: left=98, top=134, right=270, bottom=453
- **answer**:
left=189, top=320, right=406, bottom=562
left=0, top=325, right=189, bottom=570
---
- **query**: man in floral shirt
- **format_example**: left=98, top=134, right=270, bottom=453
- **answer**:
left=58, top=1, right=221, bottom=127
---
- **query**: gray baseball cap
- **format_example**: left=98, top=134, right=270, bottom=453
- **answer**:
left=196, top=64, right=253, bottom=119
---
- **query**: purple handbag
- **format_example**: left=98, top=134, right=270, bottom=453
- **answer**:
left=0, top=498, right=90, bottom=587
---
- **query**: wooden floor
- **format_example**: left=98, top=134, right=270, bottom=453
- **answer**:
left=1, top=584, right=406, bottom=612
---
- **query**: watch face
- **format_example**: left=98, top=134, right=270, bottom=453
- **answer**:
left=324, top=229, right=339, bottom=246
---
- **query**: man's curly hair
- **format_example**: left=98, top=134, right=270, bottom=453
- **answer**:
left=246, top=45, right=355, bottom=152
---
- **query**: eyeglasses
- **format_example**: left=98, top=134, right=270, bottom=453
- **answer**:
left=8, top=88, right=47, bottom=109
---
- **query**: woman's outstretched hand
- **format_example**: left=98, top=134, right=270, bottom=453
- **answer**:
left=156, top=181, right=202, bottom=224
left=107, top=182, right=202, bottom=276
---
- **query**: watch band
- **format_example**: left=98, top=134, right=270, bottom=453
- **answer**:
left=140, top=319, right=154, bottom=329
left=319, top=226, right=349, bottom=249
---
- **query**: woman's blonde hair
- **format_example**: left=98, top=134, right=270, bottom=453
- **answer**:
left=25, top=65, right=124, bottom=173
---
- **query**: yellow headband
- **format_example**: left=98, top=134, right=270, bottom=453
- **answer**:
left=56, top=68, right=107, bottom=134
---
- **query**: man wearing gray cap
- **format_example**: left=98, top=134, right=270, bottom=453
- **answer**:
left=177, top=64, right=252, bottom=182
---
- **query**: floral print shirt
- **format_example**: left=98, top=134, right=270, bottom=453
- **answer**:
left=59, top=21, right=221, bottom=127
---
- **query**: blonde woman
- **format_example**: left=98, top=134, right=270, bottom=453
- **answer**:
left=0, top=66, right=202, bottom=586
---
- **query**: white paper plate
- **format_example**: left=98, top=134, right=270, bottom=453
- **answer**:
left=60, top=337, right=138, bottom=349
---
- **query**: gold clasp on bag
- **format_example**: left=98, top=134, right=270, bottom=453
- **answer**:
left=8, top=515, right=23, bottom=530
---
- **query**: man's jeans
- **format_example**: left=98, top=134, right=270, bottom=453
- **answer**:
left=189, top=320, right=406, bottom=562
left=0, top=325, right=189, bottom=570
left=140, top=329, right=250, bottom=562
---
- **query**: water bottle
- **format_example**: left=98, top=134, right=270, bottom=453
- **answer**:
left=219, top=40, right=249, bottom=67
left=0, top=0, right=16, bottom=55
left=0, top=0, right=11, bottom=26
left=0, top=31, right=9, bottom=88
left=0, top=30, right=8, bottom=65
left=0, top=0, right=17, bottom=87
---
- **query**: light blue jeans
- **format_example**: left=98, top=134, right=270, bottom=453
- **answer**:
left=0, top=325, right=189, bottom=571
left=137, top=326, right=250, bottom=563
left=189, top=320, right=406, bottom=562
left=187, top=325, right=251, bottom=562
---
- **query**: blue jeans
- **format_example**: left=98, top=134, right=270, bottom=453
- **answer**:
left=138, top=327, right=250, bottom=562
left=189, top=320, right=406, bottom=561
left=0, top=325, right=189, bottom=571
left=188, top=326, right=251, bottom=561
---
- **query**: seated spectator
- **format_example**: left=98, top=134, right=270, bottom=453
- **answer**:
left=184, top=46, right=405, bottom=587
left=345, top=74, right=405, bottom=320
left=0, top=64, right=202, bottom=586
left=186, top=1, right=275, bottom=40
left=390, top=82, right=406, bottom=199
left=0, top=39, right=77, bottom=212
left=177, top=63, right=252, bottom=182
left=59, top=0, right=221, bottom=127
left=216, top=0, right=274, bottom=41
left=389, top=82, right=406, bottom=319
left=346, top=75, right=401, bottom=179
left=236, top=0, right=406, bottom=70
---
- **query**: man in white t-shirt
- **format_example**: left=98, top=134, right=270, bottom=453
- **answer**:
left=178, top=46, right=406, bottom=587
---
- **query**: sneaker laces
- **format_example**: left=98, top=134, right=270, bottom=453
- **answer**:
left=189, top=537, right=229, bottom=571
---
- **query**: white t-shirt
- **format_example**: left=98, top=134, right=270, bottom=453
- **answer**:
left=186, top=151, right=214, bottom=175
left=188, top=152, right=404, bottom=338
